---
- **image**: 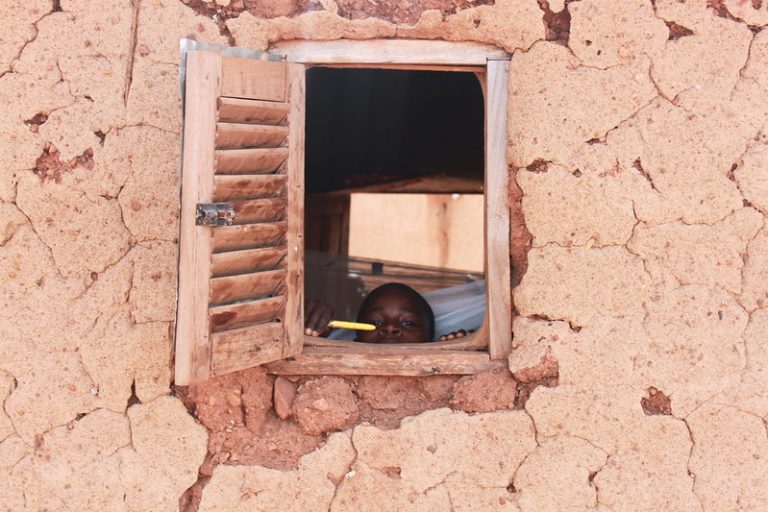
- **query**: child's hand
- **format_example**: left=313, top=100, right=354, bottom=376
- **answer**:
left=304, top=299, right=334, bottom=337
left=438, top=329, right=475, bottom=341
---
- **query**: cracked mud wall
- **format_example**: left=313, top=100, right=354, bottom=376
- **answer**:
left=1, top=0, right=768, bottom=510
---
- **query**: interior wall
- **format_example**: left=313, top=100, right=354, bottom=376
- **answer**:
left=1, top=0, right=767, bottom=511
left=348, top=193, right=484, bottom=272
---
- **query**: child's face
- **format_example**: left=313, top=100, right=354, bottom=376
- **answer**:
left=356, top=287, right=430, bottom=343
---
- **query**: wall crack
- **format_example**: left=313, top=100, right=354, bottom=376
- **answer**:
left=124, top=0, right=141, bottom=107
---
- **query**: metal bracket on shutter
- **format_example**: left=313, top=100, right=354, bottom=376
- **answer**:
left=196, top=203, right=236, bottom=226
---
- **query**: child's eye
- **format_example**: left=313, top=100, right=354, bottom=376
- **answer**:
left=401, top=320, right=417, bottom=328
left=371, top=320, right=383, bottom=327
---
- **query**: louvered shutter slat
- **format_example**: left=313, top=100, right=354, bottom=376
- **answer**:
left=215, top=123, right=288, bottom=149
left=215, top=148, right=288, bottom=175
left=209, top=269, right=286, bottom=305
left=217, top=97, right=289, bottom=124
left=210, top=246, right=286, bottom=276
left=228, top=198, right=286, bottom=225
left=213, top=175, right=287, bottom=201
left=211, top=222, right=287, bottom=253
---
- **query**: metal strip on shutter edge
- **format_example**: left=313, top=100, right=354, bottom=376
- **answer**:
left=173, top=39, right=286, bottom=372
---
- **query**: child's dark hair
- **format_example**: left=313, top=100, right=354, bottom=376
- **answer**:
left=357, top=283, right=436, bottom=341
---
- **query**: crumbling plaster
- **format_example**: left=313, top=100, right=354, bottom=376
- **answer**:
left=1, top=0, right=767, bottom=510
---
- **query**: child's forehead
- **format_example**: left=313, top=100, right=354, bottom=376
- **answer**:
left=364, top=286, right=423, bottom=310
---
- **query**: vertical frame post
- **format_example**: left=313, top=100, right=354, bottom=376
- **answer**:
left=486, top=59, right=512, bottom=359
left=175, top=51, right=221, bottom=385
left=284, top=63, right=306, bottom=356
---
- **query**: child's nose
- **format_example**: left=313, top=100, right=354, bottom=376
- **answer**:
left=382, top=324, right=401, bottom=335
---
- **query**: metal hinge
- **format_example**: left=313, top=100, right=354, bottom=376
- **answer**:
left=196, top=203, right=235, bottom=226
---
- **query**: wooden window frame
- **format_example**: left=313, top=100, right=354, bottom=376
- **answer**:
left=265, top=41, right=512, bottom=376
left=174, top=40, right=512, bottom=386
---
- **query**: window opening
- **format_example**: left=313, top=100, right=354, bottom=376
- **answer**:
left=303, top=67, right=485, bottom=345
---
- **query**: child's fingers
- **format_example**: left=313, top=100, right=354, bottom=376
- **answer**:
left=319, top=309, right=333, bottom=334
left=438, top=329, right=474, bottom=341
left=304, top=300, right=333, bottom=336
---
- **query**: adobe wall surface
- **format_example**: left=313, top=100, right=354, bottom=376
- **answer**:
left=1, top=0, right=767, bottom=511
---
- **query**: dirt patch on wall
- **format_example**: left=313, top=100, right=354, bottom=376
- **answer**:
left=33, top=143, right=95, bottom=184
left=641, top=386, right=672, bottom=416
left=665, top=21, right=694, bottom=40
left=511, top=348, right=559, bottom=408
left=537, top=0, right=572, bottom=44
left=335, top=0, right=495, bottom=25
left=510, top=164, right=534, bottom=289
left=180, top=0, right=495, bottom=25
left=180, top=0, right=323, bottom=19
left=707, top=0, right=741, bottom=22
left=183, top=364, right=559, bottom=463
left=178, top=358, right=559, bottom=510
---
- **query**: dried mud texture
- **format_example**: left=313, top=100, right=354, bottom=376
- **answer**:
left=15, top=172, right=132, bottom=277
left=185, top=366, right=538, bottom=509
left=335, top=408, right=536, bottom=509
left=395, top=0, right=545, bottom=51
left=509, top=166, right=533, bottom=288
left=450, top=368, right=518, bottom=412
left=179, top=0, right=319, bottom=22
left=0, top=202, right=27, bottom=246
left=742, top=226, right=768, bottom=310
left=199, top=432, right=355, bottom=512
left=335, top=0, right=495, bottom=25
left=506, top=42, right=657, bottom=168
left=569, top=0, right=668, bottom=68
left=722, top=0, right=768, bottom=26
left=127, top=0, right=228, bottom=131
left=744, top=28, right=768, bottom=89
left=650, top=12, right=753, bottom=110
left=354, top=375, right=458, bottom=428
left=0, top=2, right=51, bottom=73
left=273, top=376, right=296, bottom=419
left=229, top=0, right=544, bottom=53
left=641, top=283, right=749, bottom=416
left=0, top=398, right=207, bottom=511
left=190, top=367, right=323, bottom=471
left=515, top=246, right=652, bottom=326
left=292, top=377, right=360, bottom=435
left=517, top=158, right=644, bottom=248
left=687, top=401, right=768, bottom=510
left=510, top=316, right=651, bottom=390
left=609, top=96, right=766, bottom=225
left=123, top=397, right=209, bottom=510
left=523, top=387, right=701, bottom=512
left=593, top=416, right=701, bottom=511
left=182, top=0, right=498, bottom=25
left=628, top=207, right=763, bottom=293
left=137, top=0, right=229, bottom=65
left=734, top=138, right=768, bottom=215
left=514, top=436, right=607, bottom=512
left=742, top=308, right=768, bottom=398
left=1, top=217, right=172, bottom=415
left=106, top=126, right=181, bottom=242
left=228, top=10, right=396, bottom=51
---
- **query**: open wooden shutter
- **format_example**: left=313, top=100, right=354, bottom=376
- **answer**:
left=175, top=51, right=305, bottom=386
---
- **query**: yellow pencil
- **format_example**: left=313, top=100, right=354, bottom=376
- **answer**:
left=327, top=320, right=376, bottom=331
